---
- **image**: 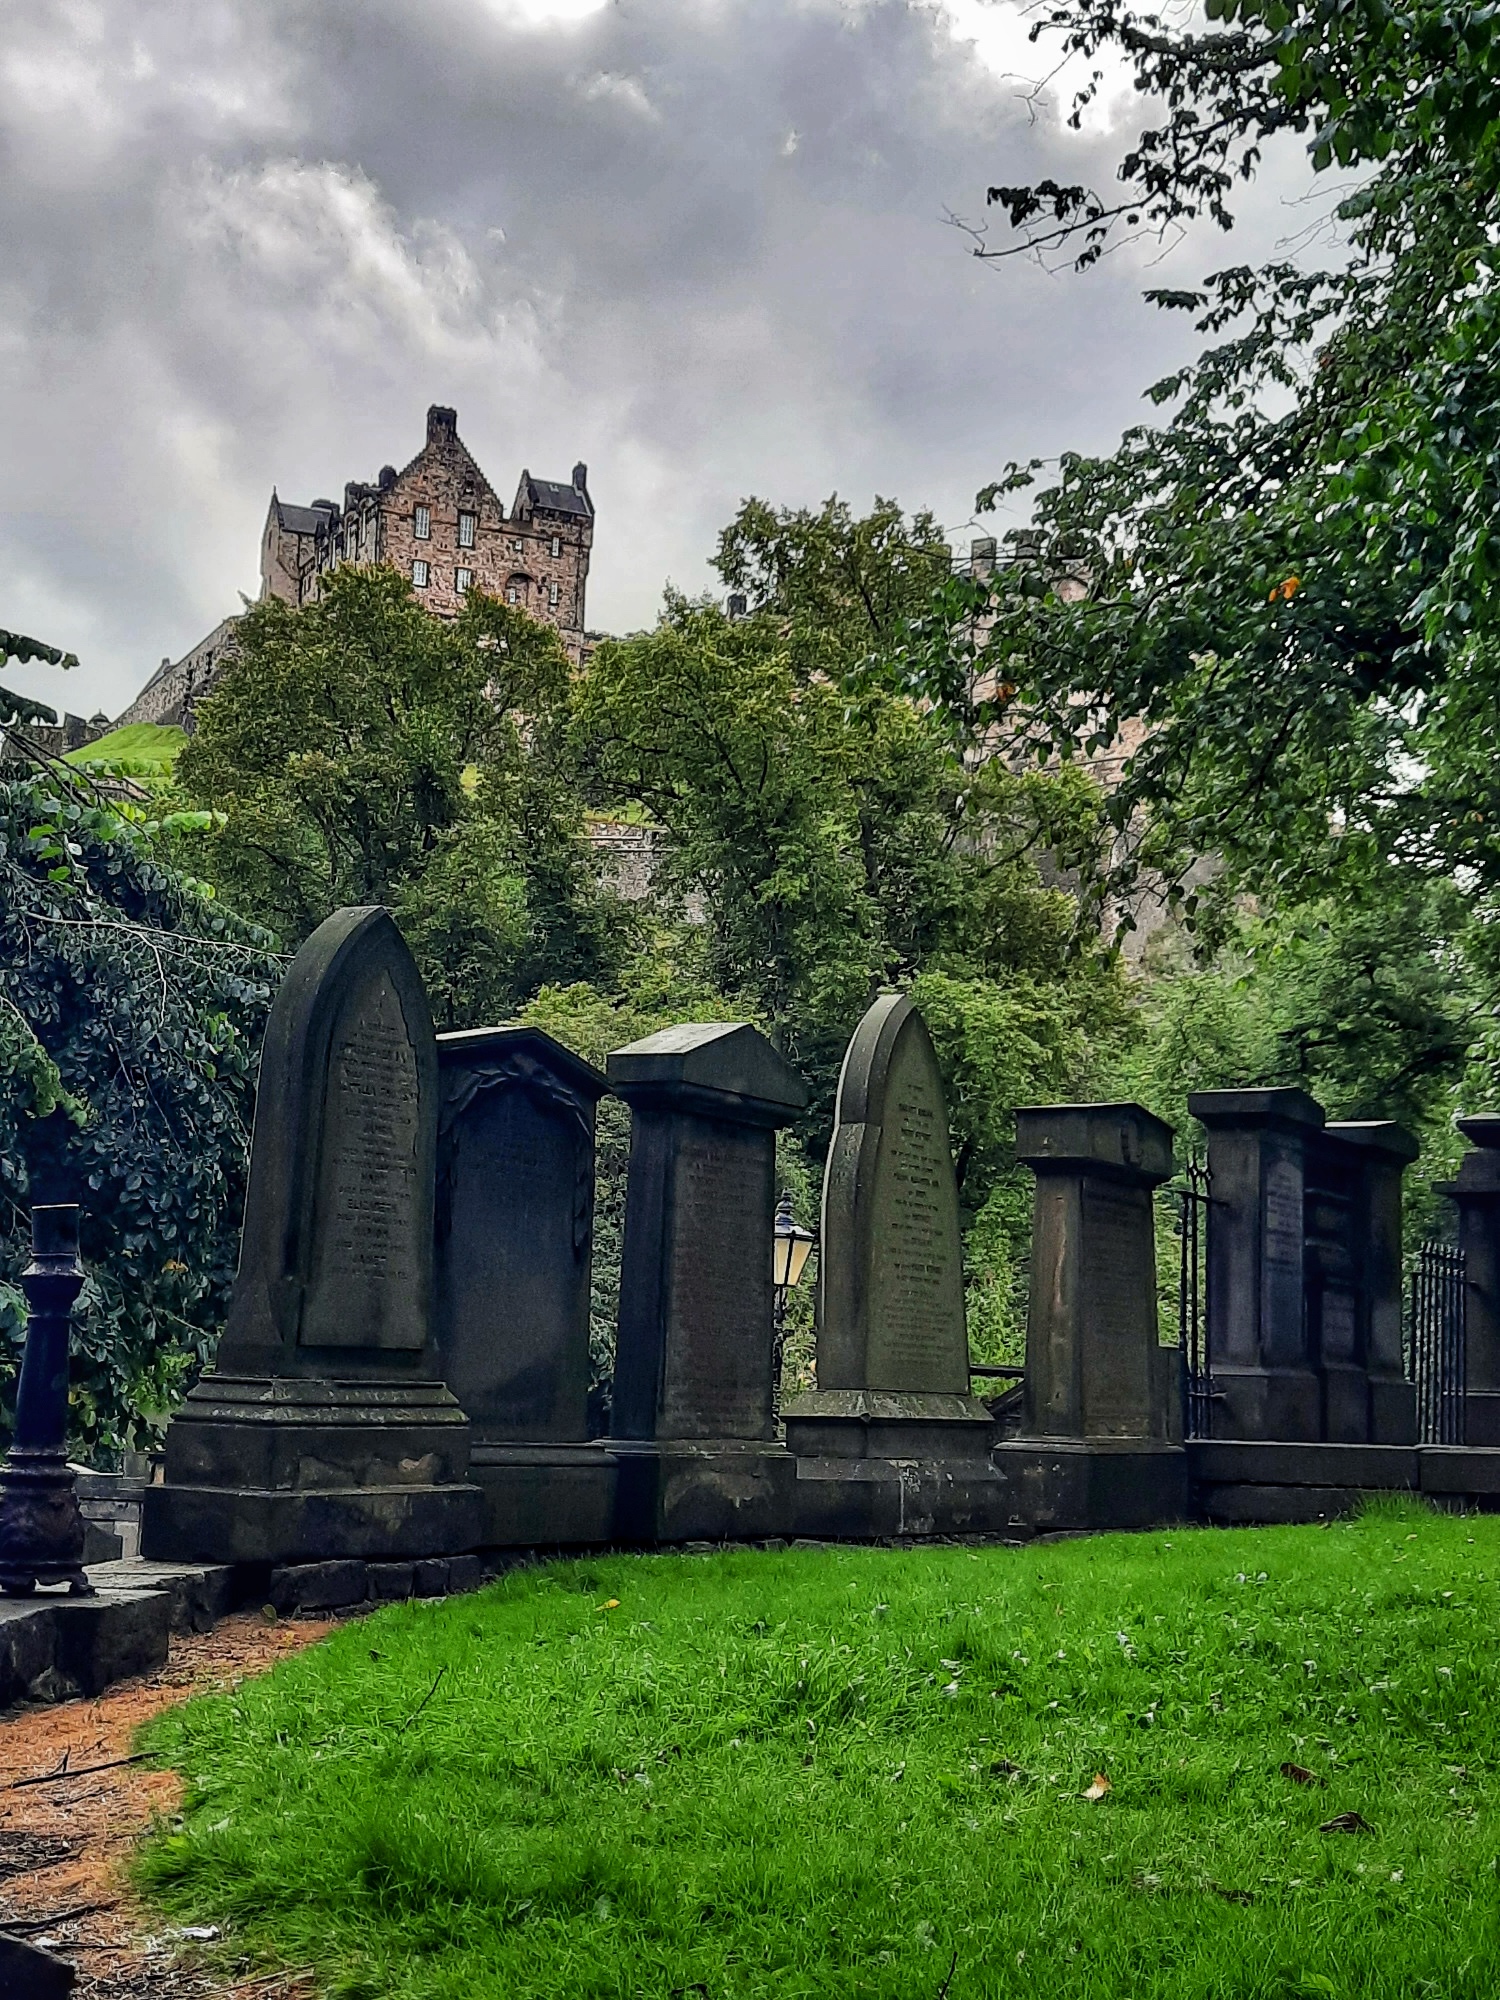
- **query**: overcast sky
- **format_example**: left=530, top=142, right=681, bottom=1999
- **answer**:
left=1, top=0, right=1324, bottom=719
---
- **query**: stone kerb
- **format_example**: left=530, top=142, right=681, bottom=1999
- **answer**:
left=142, top=907, right=482, bottom=1566
left=606, top=1023, right=807, bottom=1541
left=782, top=993, right=991, bottom=1464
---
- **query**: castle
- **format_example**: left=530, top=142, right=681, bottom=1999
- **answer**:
left=118, top=406, right=594, bottom=728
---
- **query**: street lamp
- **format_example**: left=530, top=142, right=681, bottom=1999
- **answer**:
left=772, top=1191, right=816, bottom=1416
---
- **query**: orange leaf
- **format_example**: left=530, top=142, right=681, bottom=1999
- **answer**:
left=1082, top=1773, right=1111, bottom=1801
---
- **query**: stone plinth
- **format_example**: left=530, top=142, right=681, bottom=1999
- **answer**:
left=144, top=908, right=481, bottom=1565
left=607, top=1022, right=807, bottom=1540
left=783, top=993, right=990, bottom=1464
left=1319, top=1121, right=1418, bottom=1444
left=1445, top=1115, right=1500, bottom=1445
left=1016, top=1102, right=1180, bottom=1443
left=1188, top=1088, right=1325, bottom=1441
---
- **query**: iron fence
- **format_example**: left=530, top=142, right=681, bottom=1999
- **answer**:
left=1175, top=1154, right=1216, bottom=1440
left=1407, top=1240, right=1466, bottom=1445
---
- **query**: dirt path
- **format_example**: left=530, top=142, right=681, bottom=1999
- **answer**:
left=0, top=1610, right=332, bottom=1998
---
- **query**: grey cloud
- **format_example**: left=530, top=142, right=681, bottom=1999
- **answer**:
left=0, top=0, right=1315, bottom=717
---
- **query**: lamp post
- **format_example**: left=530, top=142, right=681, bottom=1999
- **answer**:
left=771, top=1191, right=816, bottom=1418
left=0, top=1205, right=93, bottom=1596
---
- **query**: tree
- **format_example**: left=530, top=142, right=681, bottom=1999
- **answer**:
left=905, top=0, right=1500, bottom=927
left=176, top=567, right=633, bottom=1027
left=0, top=771, right=280, bottom=1450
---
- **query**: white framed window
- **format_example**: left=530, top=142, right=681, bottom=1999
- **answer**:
left=456, top=567, right=472, bottom=593
left=548, top=581, right=560, bottom=609
left=458, top=511, right=477, bottom=549
left=414, top=505, right=431, bottom=540
left=510, top=537, right=524, bottom=555
left=506, top=584, right=519, bottom=605
left=550, top=535, right=561, bottom=558
left=412, top=559, right=429, bottom=588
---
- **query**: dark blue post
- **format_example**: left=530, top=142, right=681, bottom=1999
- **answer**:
left=0, top=1205, right=93, bottom=1596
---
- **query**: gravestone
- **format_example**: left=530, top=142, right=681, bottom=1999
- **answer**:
left=1443, top=1114, right=1500, bottom=1444
left=434, top=1026, right=614, bottom=1544
left=1190, top=1088, right=1417, bottom=1443
left=1189, top=1088, right=1326, bottom=1441
left=608, top=1022, right=806, bottom=1539
left=992, top=1102, right=1187, bottom=1531
left=782, top=993, right=992, bottom=1463
left=142, top=907, right=482, bottom=1564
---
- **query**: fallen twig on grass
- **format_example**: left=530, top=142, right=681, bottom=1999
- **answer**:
left=1, top=1900, right=119, bottom=1931
left=937, top=1948, right=959, bottom=1998
left=399, top=1665, right=448, bottom=1732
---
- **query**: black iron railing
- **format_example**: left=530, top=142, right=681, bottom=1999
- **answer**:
left=1408, top=1240, right=1466, bottom=1445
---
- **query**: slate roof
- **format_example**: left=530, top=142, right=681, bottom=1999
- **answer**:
left=520, top=473, right=592, bottom=518
left=275, top=498, right=337, bottom=535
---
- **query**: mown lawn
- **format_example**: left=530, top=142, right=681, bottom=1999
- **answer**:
left=138, top=1502, right=1500, bottom=1998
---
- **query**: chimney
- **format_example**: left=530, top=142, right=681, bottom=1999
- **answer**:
left=572, top=461, right=588, bottom=491
left=970, top=535, right=997, bottom=578
left=378, top=464, right=397, bottom=491
left=427, top=405, right=458, bottom=445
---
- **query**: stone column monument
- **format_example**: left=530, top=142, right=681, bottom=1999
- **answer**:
left=143, top=908, right=482, bottom=1564
left=782, top=993, right=991, bottom=1461
left=994, top=1102, right=1186, bottom=1529
left=607, top=1022, right=806, bottom=1540
left=433, top=1025, right=613, bottom=1543
left=1317, top=1121, right=1419, bottom=1444
left=1188, top=1087, right=1325, bottom=1441
left=1444, top=1114, right=1500, bottom=1444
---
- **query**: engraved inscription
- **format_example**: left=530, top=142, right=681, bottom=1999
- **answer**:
left=1264, top=1157, right=1303, bottom=1271
left=1082, top=1184, right=1155, bottom=1434
left=661, top=1127, right=771, bottom=1438
left=302, top=971, right=425, bottom=1348
left=867, top=1031, right=966, bottom=1391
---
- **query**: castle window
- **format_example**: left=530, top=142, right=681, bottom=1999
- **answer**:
left=456, top=567, right=472, bottom=593
left=458, top=511, right=477, bottom=549
left=548, top=581, right=560, bottom=609
left=510, top=537, right=524, bottom=555
left=550, top=536, right=561, bottom=558
left=412, top=559, right=429, bottom=588
left=506, top=585, right=518, bottom=605
left=414, top=505, right=431, bottom=541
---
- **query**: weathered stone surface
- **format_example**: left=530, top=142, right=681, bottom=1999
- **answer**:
left=0, top=1933, right=77, bottom=1999
left=1016, top=1103, right=1179, bottom=1443
left=367, top=1561, right=415, bottom=1600
left=49, top=1588, right=171, bottom=1698
left=785, top=995, right=992, bottom=1467
left=609, top=1023, right=806, bottom=1450
left=814, top=994, right=970, bottom=1396
left=268, top=1559, right=369, bottom=1614
left=1443, top=1116, right=1500, bottom=1444
left=146, top=908, right=480, bottom=1566
left=435, top=1027, right=608, bottom=1444
left=990, top=1440, right=1189, bottom=1532
left=469, top=1441, right=617, bottom=1546
left=1189, top=1088, right=1325, bottom=1440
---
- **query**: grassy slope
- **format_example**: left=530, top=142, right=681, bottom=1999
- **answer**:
left=66, top=722, right=186, bottom=771
left=138, top=1506, right=1499, bottom=1999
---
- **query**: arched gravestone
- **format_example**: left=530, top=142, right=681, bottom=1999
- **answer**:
left=782, top=993, right=993, bottom=1461
left=434, top=1027, right=608, bottom=1444
left=142, top=908, right=482, bottom=1565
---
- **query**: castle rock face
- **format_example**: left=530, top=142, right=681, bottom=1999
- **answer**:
left=119, top=406, right=593, bottom=728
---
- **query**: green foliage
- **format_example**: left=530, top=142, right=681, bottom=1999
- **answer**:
left=0, top=626, right=78, bottom=730
left=0, top=774, right=280, bottom=1450
left=139, top=1508, right=1500, bottom=1999
left=175, top=567, right=632, bottom=1027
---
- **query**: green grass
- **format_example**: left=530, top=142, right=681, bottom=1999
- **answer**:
left=66, top=722, right=186, bottom=772
left=138, top=1503, right=1500, bottom=1998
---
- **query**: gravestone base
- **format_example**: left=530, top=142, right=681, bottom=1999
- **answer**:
left=989, top=1440, right=1189, bottom=1533
left=1322, top=1361, right=1373, bottom=1444
left=142, top=1375, right=482, bottom=1564
left=610, top=1439, right=797, bottom=1543
left=1461, top=1390, right=1500, bottom=1446
left=1209, top=1364, right=1323, bottom=1442
left=790, top=1454, right=1012, bottom=1539
left=782, top=1389, right=994, bottom=1462
left=471, top=1441, right=618, bottom=1547
left=1369, top=1374, right=1417, bottom=1444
